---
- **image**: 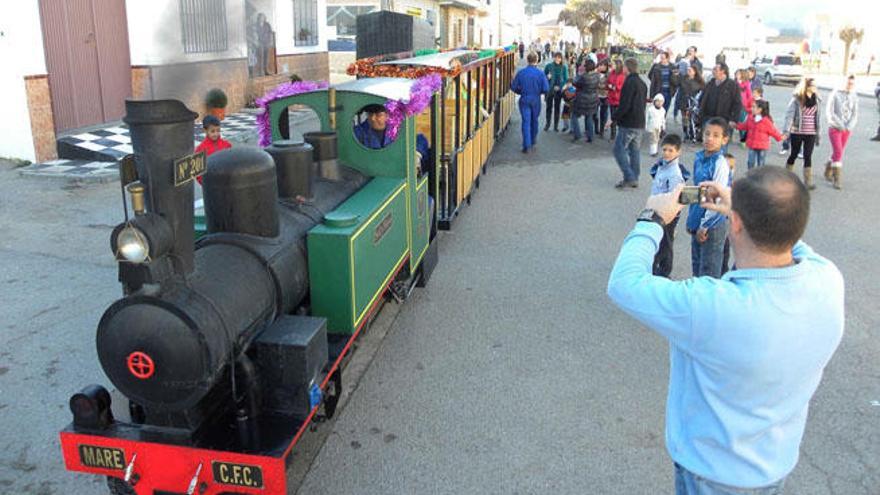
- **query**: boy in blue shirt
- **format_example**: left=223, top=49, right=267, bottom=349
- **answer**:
left=650, top=133, right=688, bottom=277
left=687, top=117, right=730, bottom=278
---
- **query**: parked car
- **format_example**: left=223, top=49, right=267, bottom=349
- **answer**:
left=753, top=55, right=804, bottom=85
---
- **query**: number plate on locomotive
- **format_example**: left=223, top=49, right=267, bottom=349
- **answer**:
left=78, top=444, right=125, bottom=470
left=212, top=461, right=264, bottom=489
left=173, top=151, right=207, bottom=186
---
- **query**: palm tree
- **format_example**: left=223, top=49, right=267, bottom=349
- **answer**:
left=839, top=26, right=864, bottom=76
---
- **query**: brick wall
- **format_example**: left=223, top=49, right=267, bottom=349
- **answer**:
left=130, top=59, right=249, bottom=118
left=276, top=52, right=330, bottom=82
left=24, top=75, right=57, bottom=162
left=128, top=53, right=328, bottom=118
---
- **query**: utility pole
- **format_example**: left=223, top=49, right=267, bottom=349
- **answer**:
left=380, top=0, right=393, bottom=11
left=498, top=0, right=502, bottom=45
left=607, top=0, right=612, bottom=55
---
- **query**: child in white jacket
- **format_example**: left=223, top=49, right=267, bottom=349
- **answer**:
left=646, top=93, right=667, bottom=156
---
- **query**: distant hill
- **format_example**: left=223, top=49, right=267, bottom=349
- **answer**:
left=525, top=0, right=566, bottom=15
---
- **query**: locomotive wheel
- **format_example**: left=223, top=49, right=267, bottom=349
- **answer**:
left=107, top=476, right=136, bottom=495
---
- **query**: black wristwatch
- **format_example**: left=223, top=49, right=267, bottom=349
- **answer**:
left=637, top=208, right=665, bottom=226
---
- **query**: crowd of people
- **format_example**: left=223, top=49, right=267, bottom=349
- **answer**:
left=510, top=39, right=868, bottom=495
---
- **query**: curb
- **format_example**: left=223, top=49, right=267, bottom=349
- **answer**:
left=18, top=167, right=118, bottom=185
left=814, top=85, right=876, bottom=99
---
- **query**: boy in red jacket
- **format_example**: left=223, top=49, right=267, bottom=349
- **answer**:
left=195, top=115, right=231, bottom=184
left=733, top=99, right=782, bottom=169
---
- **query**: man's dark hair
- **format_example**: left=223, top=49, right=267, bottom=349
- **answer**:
left=363, top=104, right=387, bottom=115
left=527, top=52, right=538, bottom=64
left=202, top=115, right=221, bottom=129
left=660, top=133, right=682, bottom=150
left=554, top=52, right=563, bottom=58
left=583, top=59, right=596, bottom=72
left=591, top=48, right=597, bottom=53
left=715, top=62, right=730, bottom=78
left=624, top=57, right=639, bottom=74
left=703, top=117, right=730, bottom=137
left=732, top=166, right=810, bottom=253
left=689, top=45, right=698, bottom=53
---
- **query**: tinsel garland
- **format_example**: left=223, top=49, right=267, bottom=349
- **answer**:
left=347, top=57, right=463, bottom=79
left=256, top=80, right=329, bottom=147
left=383, top=74, right=443, bottom=142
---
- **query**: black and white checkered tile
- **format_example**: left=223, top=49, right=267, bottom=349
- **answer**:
left=57, top=126, right=134, bottom=161
left=19, top=159, right=118, bottom=181
left=193, top=112, right=258, bottom=142
left=24, top=111, right=259, bottom=180
left=58, top=112, right=259, bottom=162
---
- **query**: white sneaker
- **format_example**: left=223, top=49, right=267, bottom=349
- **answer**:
left=778, top=149, right=787, bottom=155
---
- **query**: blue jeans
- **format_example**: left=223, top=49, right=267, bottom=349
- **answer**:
left=571, top=110, right=595, bottom=140
left=691, top=220, right=729, bottom=278
left=747, top=149, right=766, bottom=169
left=613, top=126, right=642, bottom=182
left=675, top=463, right=786, bottom=495
left=595, top=98, right=609, bottom=134
left=519, top=98, right=541, bottom=150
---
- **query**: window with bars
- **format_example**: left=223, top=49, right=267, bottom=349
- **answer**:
left=293, top=0, right=319, bottom=47
left=179, top=0, right=229, bottom=53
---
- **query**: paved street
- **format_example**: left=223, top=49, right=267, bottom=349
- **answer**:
left=0, top=83, right=878, bottom=494
left=296, top=84, right=880, bottom=494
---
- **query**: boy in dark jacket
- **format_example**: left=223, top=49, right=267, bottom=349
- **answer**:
left=611, top=58, right=648, bottom=188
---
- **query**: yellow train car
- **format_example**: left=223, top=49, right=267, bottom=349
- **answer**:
left=361, top=46, right=516, bottom=229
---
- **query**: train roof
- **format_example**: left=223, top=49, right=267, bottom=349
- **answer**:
left=334, top=77, right=424, bottom=102
left=376, top=50, right=480, bottom=69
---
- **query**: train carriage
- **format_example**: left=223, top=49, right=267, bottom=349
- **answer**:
left=355, top=46, right=517, bottom=229
left=59, top=76, right=443, bottom=495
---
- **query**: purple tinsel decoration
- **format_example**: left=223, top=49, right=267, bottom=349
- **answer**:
left=383, top=74, right=442, bottom=142
left=256, top=80, right=329, bottom=147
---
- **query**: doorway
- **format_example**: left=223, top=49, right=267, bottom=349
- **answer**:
left=39, top=0, right=132, bottom=132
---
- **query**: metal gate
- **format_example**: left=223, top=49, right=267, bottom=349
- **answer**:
left=39, top=0, right=132, bottom=132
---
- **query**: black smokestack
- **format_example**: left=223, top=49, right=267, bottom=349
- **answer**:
left=123, top=100, right=199, bottom=274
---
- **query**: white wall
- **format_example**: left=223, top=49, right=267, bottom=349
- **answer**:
left=126, top=0, right=248, bottom=65
left=276, top=0, right=330, bottom=55
left=0, top=2, right=47, bottom=161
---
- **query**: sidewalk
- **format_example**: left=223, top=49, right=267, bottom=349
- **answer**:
left=18, top=108, right=317, bottom=183
left=809, top=73, right=878, bottom=97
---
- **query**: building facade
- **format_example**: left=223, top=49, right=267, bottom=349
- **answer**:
left=1, top=0, right=331, bottom=163
left=327, top=0, right=443, bottom=42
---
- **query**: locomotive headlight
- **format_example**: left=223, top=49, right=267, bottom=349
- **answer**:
left=116, top=225, right=150, bottom=263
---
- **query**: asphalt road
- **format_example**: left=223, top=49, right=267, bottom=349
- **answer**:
left=296, top=84, right=880, bottom=494
left=0, top=83, right=877, bottom=494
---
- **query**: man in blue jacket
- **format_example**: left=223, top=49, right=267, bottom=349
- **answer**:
left=608, top=166, right=844, bottom=495
left=511, top=53, right=549, bottom=153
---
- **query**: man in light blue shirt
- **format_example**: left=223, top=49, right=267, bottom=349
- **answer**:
left=607, top=166, right=844, bottom=494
